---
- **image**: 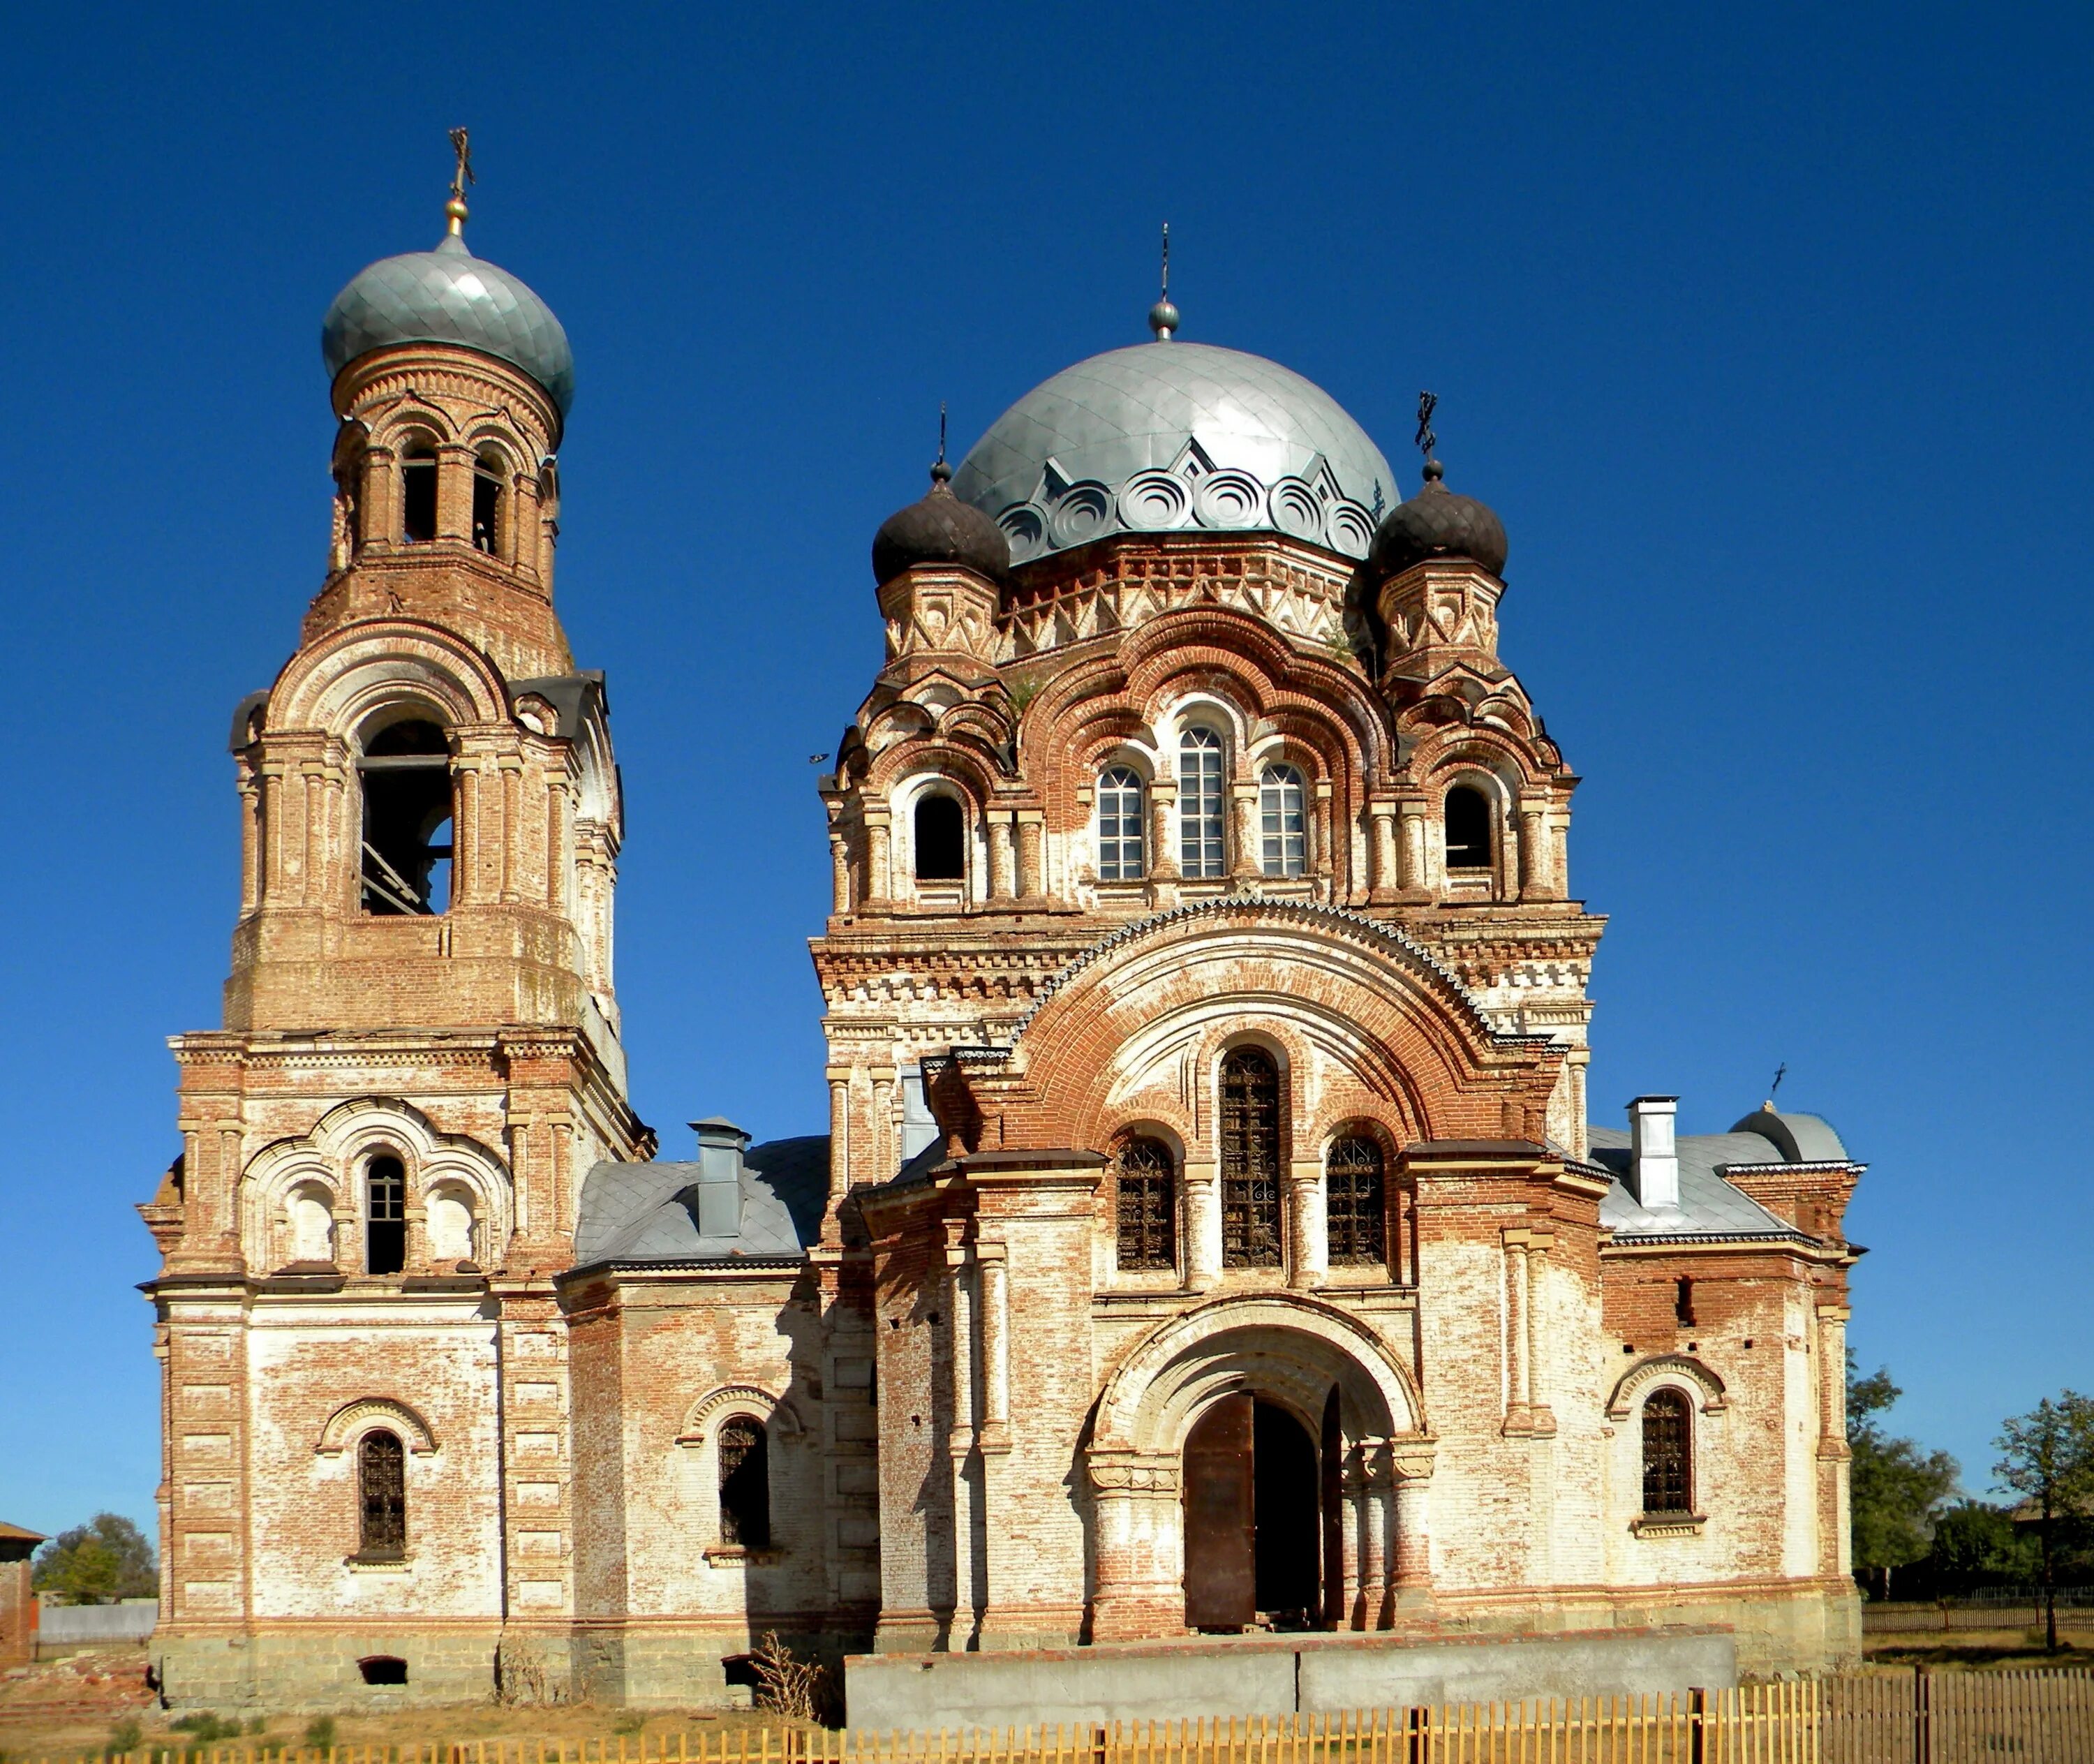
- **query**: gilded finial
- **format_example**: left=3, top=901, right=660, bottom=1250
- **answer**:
left=1149, top=221, right=1180, bottom=340
left=931, top=401, right=952, bottom=487
left=445, top=127, right=475, bottom=235
left=1415, top=390, right=1441, bottom=482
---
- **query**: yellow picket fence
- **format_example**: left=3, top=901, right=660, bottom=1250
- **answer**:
left=47, top=1671, right=2094, bottom=1764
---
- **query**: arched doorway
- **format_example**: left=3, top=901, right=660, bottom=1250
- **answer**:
left=1182, top=1393, right=1324, bottom=1630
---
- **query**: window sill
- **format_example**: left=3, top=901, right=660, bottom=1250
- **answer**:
left=1630, top=1513, right=1706, bottom=1537
left=345, top=1554, right=414, bottom=1573
left=702, top=1546, right=782, bottom=1566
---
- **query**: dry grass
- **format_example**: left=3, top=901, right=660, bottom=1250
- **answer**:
left=1862, top=1629, right=2094, bottom=1671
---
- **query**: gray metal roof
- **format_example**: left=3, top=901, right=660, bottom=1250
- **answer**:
left=951, top=341, right=1397, bottom=565
left=574, top=1136, right=828, bottom=1265
left=1589, top=1121, right=1815, bottom=1239
left=322, top=232, right=574, bottom=415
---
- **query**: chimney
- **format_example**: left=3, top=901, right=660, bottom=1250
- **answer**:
left=1627, top=1096, right=1680, bottom=1210
left=690, top=1118, right=750, bottom=1238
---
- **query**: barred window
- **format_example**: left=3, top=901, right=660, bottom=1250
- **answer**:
left=1445, top=785, right=1492, bottom=870
left=718, top=1416, right=771, bottom=1547
left=1097, top=766, right=1147, bottom=881
left=357, top=1430, right=406, bottom=1560
left=1326, top=1136, right=1386, bottom=1266
left=1259, top=764, right=1307, bottom=878
left=1641, top=1389, right=1693, bottom=1514
left=1114, top=1136, right=1177, bottom=1271
left=365, top=1154, right=406, bottom=1276
left=1221, top=1048, right=1283, bottom=1267
left=1179, top=729, right=1226, bottom=878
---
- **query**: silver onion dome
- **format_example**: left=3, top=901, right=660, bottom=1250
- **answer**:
left=950, top=341, right=1397, bottom=565
left=321, top=231, right=575, bottom=416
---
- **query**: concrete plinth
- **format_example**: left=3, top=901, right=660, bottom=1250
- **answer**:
left=845, top=1626, right=1738, bottom=1733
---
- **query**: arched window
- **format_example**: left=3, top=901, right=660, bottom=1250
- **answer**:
left=1326, top=1136, right=1386, bottom=1266
left=357, top=1430, right=406, bottom=1560
left=1097, top=766, right=1147, bottom=881
left=718, top=1416, right=771, bottom=1548
left=365, top=1155, right=406, bottom=1276
left=1259, top=764, right=1307, bottom=877
left=1220, top=1048, right=1283, bottom=1267
left=359, top=720, right=454, bottom=916
left=1113, top=1136, right=1177, bottom=1271
left=472, top=452, right=505, bottom=555
left=1641, top=1389, right=1693, bottom=1514
left=401, top=442, right=438, bottom=544
left=914, top=792, right=965, bottom=882
left=1445, top=784, right=1492, bottom=870
left=1179, top=728, right=1226, bottom=878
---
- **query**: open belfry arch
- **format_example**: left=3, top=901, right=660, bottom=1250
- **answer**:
left=142, top=154, right=1865, bottom=1712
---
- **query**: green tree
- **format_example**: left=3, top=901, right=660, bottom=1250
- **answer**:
left=1925, top=1499, right=2035, bottom=1592
left=1994, top=1390, right=2094, bottom=1650
left=1848, top=1359, right=1959, bottom=1600
left=31, top=1513, right=156, bottom=1606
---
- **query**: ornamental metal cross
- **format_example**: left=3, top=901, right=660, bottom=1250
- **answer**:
left=1415, top=390, right=1438, bottom=461
left=449, top=128, right=476, bottom=201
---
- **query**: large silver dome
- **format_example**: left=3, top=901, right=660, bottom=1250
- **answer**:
left=951, top=341, right=1397, bottom=565
left=322, top=232, right=574, bottom=415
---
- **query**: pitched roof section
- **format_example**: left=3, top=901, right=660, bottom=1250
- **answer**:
left=1587, top=1106, right=1854, bottom=1241
left=573, top=1136, right=829, bottom=1266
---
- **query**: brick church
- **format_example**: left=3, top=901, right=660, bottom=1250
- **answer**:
left=140, top=165, right=1866, bottom=1710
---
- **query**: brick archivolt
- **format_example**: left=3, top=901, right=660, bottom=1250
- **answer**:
left=675, top=1383, right=805, bottom=1446
left=238, top=1097, right=512, bottom=1274
left=1091, top=1292, right=1425, bottom=1456
left=1605, top=1353, right=1729, bottom=1419
left=314, top=1395, right=440, bottom=1457
left=271, top=617, right=510, bottom=736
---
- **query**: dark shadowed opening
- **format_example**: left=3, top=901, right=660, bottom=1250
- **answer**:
left=357, top=1656, right=408, bottom=1686
left=1252, top=1400, right=1320, bottom=1624
left=1445, top=785, right=1492, bottom=869
left=401, top=448, right=438, bottom=544
left=914, top=794, right=965, bottom=881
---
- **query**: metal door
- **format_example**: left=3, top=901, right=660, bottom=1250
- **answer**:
left=1183, top=1393, right=1256, bottom=1630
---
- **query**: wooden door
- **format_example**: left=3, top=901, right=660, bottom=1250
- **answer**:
left=1183, top=1393, right=1256, bottom=1630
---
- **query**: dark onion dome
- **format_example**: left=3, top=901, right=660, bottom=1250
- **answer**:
left=1371, top=461, right=1509, bottom=579
left=322, top=230, right=574, bottom=416
left=872, top=462, right=1011, bottom=585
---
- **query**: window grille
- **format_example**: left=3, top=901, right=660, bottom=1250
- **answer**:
left=1326, top=1135, right=1386, bottom=1265
left=1114, top=1136, right=1177, bottom=1270
left=1642, top=1389, right=1693, bottom=1513
left=1097, top=766, right=1147, bottom=881
left=358, top=1430, right=406, bottom=1559
left=1445, top=784, right=1492, bottom=870
left=1179, top=729, right=1226, bottom=878
left=366, top=1155, right=406, bottom=1276
left=718, top=1417, right=771, bottom=1547
left=1221, top=1048, right=1283, bottom=1267
left=1259, top=764, right=1307, bottom=877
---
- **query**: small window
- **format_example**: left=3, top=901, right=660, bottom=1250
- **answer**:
left=914, top=793, right=965, bottom=882
left=401, top=445, right=438, bottom=544
left=1259, top=764, right=1307, bottom=878
left=1445, top=784, right=1492, bottom=870
left=472, top=454, right=504, bottom=554
left=1326, top=1136, right=1386, bottom=1266
left=1114, top=1136, right=1177, bottom=1271
left=718, top=1416, right=771, bottom=1548
left=1179, top=729, right=1226, bottom=879
left=357, top=1430, right=406, bottom=1559
left=357, top=1656, right=408, bottom=1686
left=1641, top=1389, right=1693, bottom=1514
left=1675, top=1276, right=1696, bottom=1326
left=366, top=1155, right=406, bottom=1276
left=1220, top=1047, right=1283, bottom=1267
left=359, top=720, right=453, bottom=915
left=1097, top=766, right=1146, bottom=881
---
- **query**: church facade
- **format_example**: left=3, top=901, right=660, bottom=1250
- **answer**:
left=141, top=177, right=1865, bottom=1712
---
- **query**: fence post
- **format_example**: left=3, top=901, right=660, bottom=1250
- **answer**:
left=1687, top=1687, right=1705, bottom=1764
left=1913, top=1666, right=1930, bottom=1764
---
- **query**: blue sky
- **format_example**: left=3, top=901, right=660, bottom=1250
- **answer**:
left=1, top=2, right=2088, bottom=1539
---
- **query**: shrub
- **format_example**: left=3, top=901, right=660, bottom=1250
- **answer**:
left=302, top=1716, right=336, bottom=1750
left=104, top=1719, right=144, bottom=1759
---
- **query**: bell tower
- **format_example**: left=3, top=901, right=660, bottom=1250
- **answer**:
left=142, top=143, right=648, bottom=1709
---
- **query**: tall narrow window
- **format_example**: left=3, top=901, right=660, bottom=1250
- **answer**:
left=357, top=1430, right=406, bottom=1560
left=1179, top=728, right=1226, bottom=878
left=365, top=1155, right=406, bottom=1276
left=472, top=453, right=504, bottom=554
left=1445, top=785, right=1492, bottom=870
left=914, top=793, right=965, bottom=882
left=1675, top=1276, right=1697, bottom=1326
left=1220, top=1048, right=1283, bottom=1267
left=718, top=1417, right=771, bottom=1548
left=1641, top=1389, right=1693, bottom=1513
left=359, top=720, right=454, bottom=915
left=1097, top=766, right=1147, bottom=881
left=1326, top=1136, right=1386, bottom=1266
left=1113, top=1136, right=1177, bottom=1271
left=1259, top=764, right=1307, bottom=877
left=401, top=444, right=438, bottom=544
